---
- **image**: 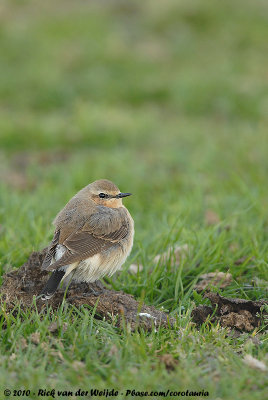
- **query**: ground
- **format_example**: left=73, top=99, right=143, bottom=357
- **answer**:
left=0, top=0, right=267, bottom=399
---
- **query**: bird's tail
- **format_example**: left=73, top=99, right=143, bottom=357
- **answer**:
left=40, top=270, right=65, bottom=300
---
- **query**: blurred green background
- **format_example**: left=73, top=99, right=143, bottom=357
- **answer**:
left=0, top=0, right=268, bottom=283
left=0, top=0, right=268, bottom=396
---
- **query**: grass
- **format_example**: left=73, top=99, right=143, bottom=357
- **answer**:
left=0, top=0, right=267, bottom=398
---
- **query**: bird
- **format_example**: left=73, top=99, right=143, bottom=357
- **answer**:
left=40, top=179, right=134, bottom=300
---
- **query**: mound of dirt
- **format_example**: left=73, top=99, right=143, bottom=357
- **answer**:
left=0, top=249, right=174, bottom=331
left=1, top=249, right=267, bottom=334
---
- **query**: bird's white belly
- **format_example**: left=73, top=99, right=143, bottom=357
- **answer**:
left=72, top=248, right=126, bottom=283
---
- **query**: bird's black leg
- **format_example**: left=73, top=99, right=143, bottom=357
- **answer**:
left=40, top=270, right=65, bottom=300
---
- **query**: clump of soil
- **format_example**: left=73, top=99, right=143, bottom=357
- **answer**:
left=192, top=292, right=268, bottom=332
left=0, top=249, right=174, bottom=332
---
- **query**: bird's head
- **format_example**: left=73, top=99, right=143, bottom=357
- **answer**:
left=89, top=179, right=132, bottom=208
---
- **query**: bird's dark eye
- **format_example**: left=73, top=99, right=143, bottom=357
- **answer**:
left=99, top=193, right=106, bottom=198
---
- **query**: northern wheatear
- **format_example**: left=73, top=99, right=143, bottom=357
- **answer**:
left=40, top=179, right=134, bottom=300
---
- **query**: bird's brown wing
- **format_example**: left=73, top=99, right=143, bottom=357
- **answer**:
left=44, top=232, right=114, bottom=271
left=44, top=208, right=130, bottom=271
left=42, top=230, right=60, bottom=269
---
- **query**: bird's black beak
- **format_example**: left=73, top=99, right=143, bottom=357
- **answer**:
left=116, top=192, right=132, bottom=198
